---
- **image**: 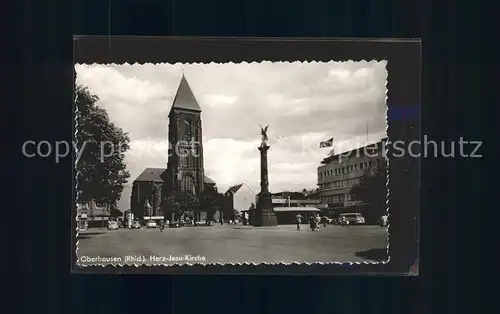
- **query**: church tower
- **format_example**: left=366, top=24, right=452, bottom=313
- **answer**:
left=161, top=74, right=205, bottom=200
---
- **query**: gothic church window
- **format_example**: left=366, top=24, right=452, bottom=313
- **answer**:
left=183, top=119, right=194, bottom=167
left=184, top=119, right=192, bottom=141
left=181, top=175, right=196, bottom=195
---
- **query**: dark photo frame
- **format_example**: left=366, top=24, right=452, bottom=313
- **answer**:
left=72, top=37, right=420, bottom=275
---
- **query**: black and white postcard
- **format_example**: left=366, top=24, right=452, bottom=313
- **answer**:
left=72, top=37, right=420, bottom=274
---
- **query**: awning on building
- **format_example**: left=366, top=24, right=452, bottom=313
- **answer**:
left=273, top=207, right=320, bottom=212
left=241, top=207, right=321, bottom=212
left=144, top=216, right=164, bottom=220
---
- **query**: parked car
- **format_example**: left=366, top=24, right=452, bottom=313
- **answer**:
left=131, top=220, right=141, bottom=229
left=146, top=220, right=157, bottom=228
left=339, top=213, right=365, bottom=225
left=379, top=215, right=388, bottom=227
left=107, top=220, right=119, bottom=230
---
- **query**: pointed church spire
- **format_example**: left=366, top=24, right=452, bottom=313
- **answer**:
left=170, top=73, right=201, bottom=113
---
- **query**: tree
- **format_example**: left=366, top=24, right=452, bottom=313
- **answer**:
left=75, top=85, right=131, bottom=208
left=87, top=199, right=95, bottom=219
left=109, top=204, right=123, bottom=218
left=162, top=195, right=181, bottom=221
left=177, top=191, right=200, bottom=215
left=200, top=186, right=221, bottom=225
left=248, top=203, right=256, bottom=226
left=162, top=191, right=200, bottom=222
left=152, top=183, right=162, bottom=216
left=350, top=159, right=388, bottom=222
left=201, top=194, right=218, bottom=226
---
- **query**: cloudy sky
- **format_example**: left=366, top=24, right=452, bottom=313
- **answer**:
left=75, top=61, right=387, bottom=211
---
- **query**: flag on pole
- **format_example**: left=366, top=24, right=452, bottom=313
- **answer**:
left=319, top=137, right=334, bottom=148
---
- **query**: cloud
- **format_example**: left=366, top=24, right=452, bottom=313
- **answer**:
left=75, top=61, right=388, bottom=211
left=75, top=64, right=167, bottom=103
left=203, top=94, right=238, bottom=107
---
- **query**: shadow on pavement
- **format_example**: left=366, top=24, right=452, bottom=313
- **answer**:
left=355, top=248, right=388, bottom=262
left=232, top=226, right=284, bottom=230
left=78, top=232, right=106, bottom=239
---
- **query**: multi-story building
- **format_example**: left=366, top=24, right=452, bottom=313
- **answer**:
left=76, top=201, right=118, bottom=228
left=242, top=190, right=322, bottom=225
left=317, top=138, right=387, bottom=221
left=271, top=191, right=321, bottom=208
left=270, top=190, right=321, bottom=224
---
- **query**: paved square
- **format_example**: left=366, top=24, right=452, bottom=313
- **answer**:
left=77, top=224, right=388, bottom=265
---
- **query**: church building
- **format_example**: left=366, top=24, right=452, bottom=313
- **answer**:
left=130, top=74, right=221, bottom=222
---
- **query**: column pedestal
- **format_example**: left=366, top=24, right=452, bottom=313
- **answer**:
left=253, top=143, right=278, bottom=226
left=253, top=191, right=278, bottom=226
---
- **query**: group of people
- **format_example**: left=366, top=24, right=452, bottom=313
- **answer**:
left=156, top=215, right=197, bottom=231
left=338, top=216, right=350, bottom=226
left=295, top=213, right=328, bottom=231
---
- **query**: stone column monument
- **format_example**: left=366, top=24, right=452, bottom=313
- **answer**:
left=253, top=125, right=278, bottom=226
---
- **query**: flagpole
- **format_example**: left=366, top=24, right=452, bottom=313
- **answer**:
left=366, top=122, right=369, bottom=145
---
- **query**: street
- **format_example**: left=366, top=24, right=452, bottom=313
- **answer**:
left=77, top=224, right=388, bottom=265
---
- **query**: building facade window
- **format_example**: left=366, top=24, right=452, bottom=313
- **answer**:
left=181, top=175, right=196, bottom=195
left=184, top=119, right=192, bottom=141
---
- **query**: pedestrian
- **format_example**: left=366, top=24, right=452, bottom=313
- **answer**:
left=315, top=214, right=321, bottom=231
left=295, top=213, right=303, bottom=230
left=341, top=216, right=350, bottom=227
left=309, top=215, right=315, bottom=231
